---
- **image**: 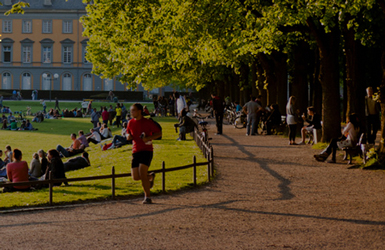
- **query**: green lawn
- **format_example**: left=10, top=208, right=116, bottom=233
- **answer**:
left=1, top=101, right=208, bottom=209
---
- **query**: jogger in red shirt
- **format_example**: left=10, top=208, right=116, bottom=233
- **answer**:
left=126, top=103, right=161, bottom=204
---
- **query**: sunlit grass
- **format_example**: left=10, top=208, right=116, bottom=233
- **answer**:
left=1, top=101, right=208, bottom=209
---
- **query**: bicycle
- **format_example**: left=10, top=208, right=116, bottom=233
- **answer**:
left=234, top=111, right=246, bottom=129
left=193, top=111, right=211, bottom=142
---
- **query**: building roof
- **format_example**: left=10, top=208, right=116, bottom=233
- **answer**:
left=0, top=0, right=86, bottom=11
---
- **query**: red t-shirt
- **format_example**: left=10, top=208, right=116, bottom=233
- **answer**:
left=6, top=161, right=30, bottom=189
left=102, top=110, right=109, bottom=121
left=127, top=118, right=161, bottom=153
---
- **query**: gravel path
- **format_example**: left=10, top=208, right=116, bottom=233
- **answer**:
left=1, top=123, right=385, bottom=249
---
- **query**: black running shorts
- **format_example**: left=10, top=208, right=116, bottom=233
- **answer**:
left=131, top=151, right=153, bottom=168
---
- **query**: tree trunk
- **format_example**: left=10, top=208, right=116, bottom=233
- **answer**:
left=378, top=48, right=385, bottom=154
left=291, top=41, right=310, bottom=115
left=344, top=26, right=366, bottom=127
left=311, top=48, right=322, bottom=115
left=307, top=18, right=341, bottom=142
left=273, top=52, right=288, bottom=115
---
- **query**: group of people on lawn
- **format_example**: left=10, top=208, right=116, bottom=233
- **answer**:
left=1, top=102, right=161, bottom=204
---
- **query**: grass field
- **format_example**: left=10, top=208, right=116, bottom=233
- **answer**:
left=0, top=101, right=208, bottom=209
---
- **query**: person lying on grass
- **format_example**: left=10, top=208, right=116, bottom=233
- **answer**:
left=63, top=152, right=90, bottom=172
left=101, top=121, right=132, bottom=150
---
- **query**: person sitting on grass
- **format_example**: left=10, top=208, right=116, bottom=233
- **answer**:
left=3, top=148, right=30, bottom=192
left=7, top=112, right=15, bottom=123
left=314, top=114, right=360, bottom=163
left=4, top=145, right=13, bottom=165
left=0, top=150, right=4, bottom=168
left=87, top=128, right=102, bottom=144
left=63, top=152, right=90, bottom=172
left=24, top=119, right=36, bottom=130
left=38, top=149, right=48, bottom=176
left=102, top=122, right=132, bottom=150
left=19, top=120, right=27, bottom=130
left=9, top=119, right=18, bottom=131
left=174, top=109, right=197, bottom=141
left=299, top=106, right=322, bottom=144
left=29, top=152, right=42, bottom=179
left=78, top=130, right=89, bottom=149
left=99, top=123, right=112, bottom=140
left=43, top=149, right=68, bottom=186
left=1, top=119, right=7, bottom=130
left=56, top=133, right=84, bottom=158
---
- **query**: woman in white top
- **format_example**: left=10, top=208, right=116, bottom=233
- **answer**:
left=286, top=96, right=299, bottom=145
left=314, top=114, right=360, bottom=163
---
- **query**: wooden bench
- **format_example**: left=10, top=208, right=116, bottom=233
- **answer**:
left=342, top=133, right=366, bottom=164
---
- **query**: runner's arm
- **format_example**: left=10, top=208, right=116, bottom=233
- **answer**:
left=143, top=131, right=162, bottom=142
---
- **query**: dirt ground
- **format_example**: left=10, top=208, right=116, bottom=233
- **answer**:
left=1, top=122, right=385, bottom=249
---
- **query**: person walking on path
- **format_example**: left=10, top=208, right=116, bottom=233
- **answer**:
left=54, top=97, right=61, bottom=111
left=243, top=96, right=261, bottom=136
left=126, top=103, right=162, bottom=204
left=286, top=96, right=299, bottom=145
left=40, top=99, right=47, bottom=113
left=365, top=87, right=380, bottom=144
left=211, top=93, right=224, bottom=135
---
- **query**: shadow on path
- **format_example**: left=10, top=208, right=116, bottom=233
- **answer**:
left=218, top=134, right=295, bottom=200
left=2, top=200, right=385, bottom=228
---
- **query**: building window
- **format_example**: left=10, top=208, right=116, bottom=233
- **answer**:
left=104, top=79, right=113, bottom=91
left=22, top=73, right=31, bottom=90
left=2, top=72, right=11, bottom=89
left=63, top=46, right=72, bottom=63
left=22, top=46, right=32, bottom=63
left=22, top=20, right=32, bottom=33
left=43, top=46, right=52, bottom=63
left=3, top=20, right=12, bottom=33
left=63, top=20, right=73, bottom=33
left=83, top=46, right=89, bottom=64
left=42, top=73, right=51, bottom=90
left=83, top=74, right=92, bottom=91
left=3, top=46, right=11, bottom=63
left=42, top=20, right=52, bottom=33
left=63, top=73, right=72, bottom=90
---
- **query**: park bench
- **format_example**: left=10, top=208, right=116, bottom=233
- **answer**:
left=306, top=121, right=323, bottom=145
left=342, top=133, right=366, bottom=165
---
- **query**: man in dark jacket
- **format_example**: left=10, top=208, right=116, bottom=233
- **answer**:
left=174, top=110, right=197, bottom=140
left=211, top=93, right=224, bottom=135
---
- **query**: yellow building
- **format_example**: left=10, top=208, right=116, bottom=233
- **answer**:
left=0, top=0, right=127, bottom=92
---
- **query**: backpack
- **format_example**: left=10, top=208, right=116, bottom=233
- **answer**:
left=149, top=118, right=162, bottom=140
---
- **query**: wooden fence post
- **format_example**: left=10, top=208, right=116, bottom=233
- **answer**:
left=49, top=171, right=53, bottom=205
left=111, top=166, right=115, bottom=200
left=193, top=156, right=197, bottom=186
left=207, top=151, right=211, bottom=182
left=162, top=161, right=166, bottom=192
left=210, top=146, right=214, bottom=177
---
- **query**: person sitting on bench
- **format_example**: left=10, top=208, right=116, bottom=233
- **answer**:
left=314, top=114, right=360, bottom=163
left=174, top=109, right=197, bottom=141
left=299, top=106, right=321, bottom=144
